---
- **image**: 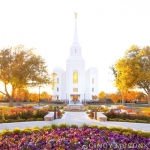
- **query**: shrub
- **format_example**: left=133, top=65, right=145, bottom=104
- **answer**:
left=33, top=109, right=48, bottom=118
left=12, top=128, right=21, bottom=134
left=1, top=129, right=13, bottom=136
left=118, top=118, right=126, bottom=122
left=88, top=111, right=94, bottom=118
left=17, top=118, right=26, bottom=122
left=137, top=131, right=150, bottom=138
left=80, top=123, right=89, bottom=128
left=51, top=124, right=58, bottom=129
left=20, top=129, right=31, bottom=135
left=59, top=123, right=68, bottom=128
left=98, top=126, right=108, bottom=130
left=36, top=118, right=43, bottom=121
left=70, top=124, right=78, bottom=128
left=0, top=119, right=4, bottom=123
left=24, top=127, right=32, bottom=131
left=5, top=119, right=15, bottom=123
left=32, top=129, right=40, bottom=133
left=57, top=111, right=62, bottom=118
left=108, top=118, right=115, bottom=121
left=26, top=118, right=35, bottom=121
left=105, top=111, right=150, bottom=123
left=91, top=124, right=99, bottom=128
left=32, top=126, right=41, bottom=130
left=42, top=126, right=52, bottom=131
left=108, top=127, right=123, bottom=132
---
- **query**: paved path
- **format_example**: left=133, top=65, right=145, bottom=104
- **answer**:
left=0, top=112, right=150, bottom=132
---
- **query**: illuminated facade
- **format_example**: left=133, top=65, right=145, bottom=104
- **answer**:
left=52, top=14, right=98, bottom=102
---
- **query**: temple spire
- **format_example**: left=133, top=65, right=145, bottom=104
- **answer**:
left=73, top=12, right=78, bottom=44
left=75, top=12, right=77, bottom=19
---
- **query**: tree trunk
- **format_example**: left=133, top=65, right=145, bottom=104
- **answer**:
left=148, top=92, right=150, bottom=107
left=121, top=94, right=124, bottom=105
left=9, top=98, right=14, bottom=107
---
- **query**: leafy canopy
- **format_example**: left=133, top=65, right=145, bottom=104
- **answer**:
left=0, top=45, right=51, bottom=106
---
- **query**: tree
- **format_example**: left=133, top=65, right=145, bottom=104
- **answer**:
left=98, top=91, right=106, bottom=102
left=0, top=93, right=4, bottom=101
left=112, top=45, right=150, bottom=107
left=109, top=93, right=120, bottom=105
left=40, top=91, right=49, bottom=101
left=0, top=45, right=51, bottom=106
left=14, top=88, right=29, bottom=104
left=29, top=93, right=39, bottom=102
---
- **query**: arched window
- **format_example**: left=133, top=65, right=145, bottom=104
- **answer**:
left=73, top=72, right=78, bottom=83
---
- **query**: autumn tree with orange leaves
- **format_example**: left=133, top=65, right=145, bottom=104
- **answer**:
left=112, top=45, right=150, bottom=107
left=109, top=93, right=121, bottom=105
left=98, top=91, right=106, bottom=102
left=0, top=45, right=51, bottom=106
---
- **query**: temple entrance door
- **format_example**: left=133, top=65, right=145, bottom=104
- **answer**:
left=70, top=95, right=80, bottom=103
left=73, top=95, right=78, bottom=101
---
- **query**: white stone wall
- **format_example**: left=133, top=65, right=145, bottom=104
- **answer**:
left=85, top=67, right=98, bottom=100
left=52, top=67, right=65, bottom=100
left=66, top=57, right=85, bottom=101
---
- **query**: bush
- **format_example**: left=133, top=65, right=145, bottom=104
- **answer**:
left=32, top=129, right=40, bottom=133
left=137, top=131, right=150, bottom=138
left=118, top=118, right=126, bottom=122
left=108, top=127, right=123, bottom=132
left=98, top=126, right=108, bottom=130
left=70, top=124, right=78, bottom=128
left=36, top=118, right=44, bottom=121
left=80, top=123, right=89, bottom=128
left=12, top=128, right=21, bottom=134
left=91, top=124, right=99, bottom=128
left=42, top=126, right=52, bottom=131
left=51, top=124, right=58, bottom=129
left=17, top=118, right=26, bottom=122
left=105, top=111, right=150, bottom=123
left=26, top=118, right=35, bottom=121
left=0, top=119, right=5, bottom=123
left=20, top=129, right=31, bottom=135
left=33, top=109, right=48, bottom=118
left=1, top=129, right=13, bottom=136
left=32, top=126, right=41, bottom=130
left=59, top=123, right=68, bottom=128
left=5, top=119, right=15, bottom=123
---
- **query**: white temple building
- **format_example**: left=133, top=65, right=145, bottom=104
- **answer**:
left=52, top=14, right=98, bottom=102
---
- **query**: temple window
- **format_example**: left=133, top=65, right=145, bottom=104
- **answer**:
left=73, top=72, right=78, bottom=83
left=92, top=78, right=94, bottom=84
left=73, top=88, right=78, bottom=92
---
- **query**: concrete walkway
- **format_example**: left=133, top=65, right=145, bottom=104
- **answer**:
left=0, top=111, right=150, bottom=132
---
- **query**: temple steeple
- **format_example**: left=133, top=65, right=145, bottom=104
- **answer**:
left=73, top=12, right=78, bottom=44
left=69, top=13, right=82, bottom=57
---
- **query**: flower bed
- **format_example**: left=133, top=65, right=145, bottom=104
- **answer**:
left=105, top=111, right=150, bottom=123
left=0, top=106, right=49, bottom=123
left=0, top=124, right=150, bottom=149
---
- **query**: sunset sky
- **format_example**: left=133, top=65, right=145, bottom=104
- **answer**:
left=0, top=0, right=150, bottom=93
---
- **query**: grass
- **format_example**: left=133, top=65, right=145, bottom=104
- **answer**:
left=139, top=107, right=150, bottom=112
left=0, top=106, right=16, bottom=111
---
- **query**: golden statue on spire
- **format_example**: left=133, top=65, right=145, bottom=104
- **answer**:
left=75, top=12, right=77, bottom=19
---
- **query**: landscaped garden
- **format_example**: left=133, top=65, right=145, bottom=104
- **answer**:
left=0, top=105, right=65, bottom=123
left=105, top=110, right=150, bottom=123
left=0, top=123, right=150, bottom=149
left=86, top=105, right=150, bottom=124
